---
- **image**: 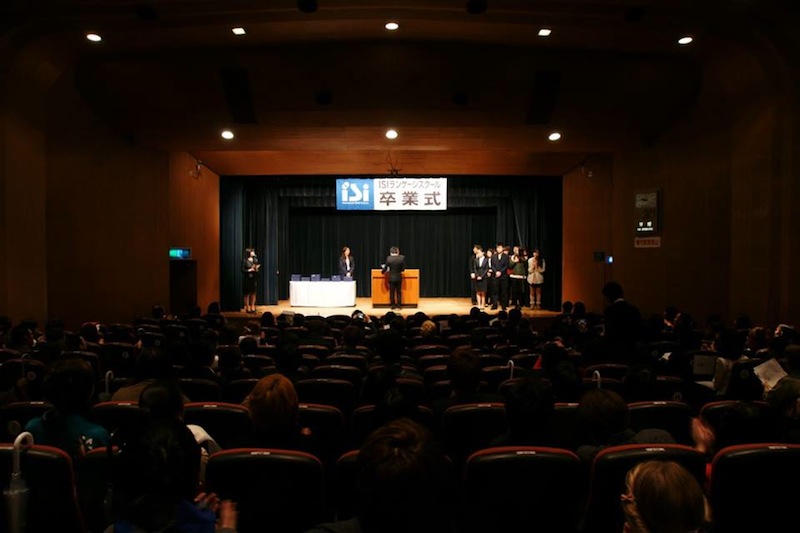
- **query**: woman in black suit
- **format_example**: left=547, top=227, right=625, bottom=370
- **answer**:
left=242, top=247, right=259, bottom=313
left=472, top=245, right=490, bottom=308
left=339, top=246, right=355, bottom=279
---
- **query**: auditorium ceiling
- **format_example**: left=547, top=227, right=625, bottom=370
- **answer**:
left=4, top=0, right=790, bottom=176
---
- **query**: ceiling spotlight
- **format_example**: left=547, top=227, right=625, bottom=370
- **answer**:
left=466, top=0, right=487, bottom=15
left=232, top=27, right=246, bottom=36
left=221, top=130, right=235, bottom=140
left=548, top=132, right=562, bottom=141
left=297, top=0, right=318, bottom=13
left=678, top=36, right=693, bottom=45
left=86, top=33, right=102, bottom=42
left=385, top=21, right=399, bottom=31
left=538, top=28, right=552, bottom=37
left=385, top=129, right=398, bottom=140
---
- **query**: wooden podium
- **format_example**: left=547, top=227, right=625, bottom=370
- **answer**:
left=371, top=269, right=419, bottom=308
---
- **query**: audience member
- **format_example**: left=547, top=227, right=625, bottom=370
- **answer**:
left=306, top=418, right=455, bottom=533
left=112, top=346, right=187, bottom=402
left=242, top=373, right=312, bottom=451
left=601, top=281, right=642, bottom=363
left=24, top=357, right=109, bottom=459
left=575, top=388, right=675, bottom=464
left=491, top=375, right=557, bottom=447
left=620, top=460, right=712, bottom=533
left=431, top=345, right=503, bottom=419
left=108, top=418, right=237, bottom=533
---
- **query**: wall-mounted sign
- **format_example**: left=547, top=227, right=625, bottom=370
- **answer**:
left=337, top=177, right=447, bottom=211
left=634, top=190, right=660, bottom=235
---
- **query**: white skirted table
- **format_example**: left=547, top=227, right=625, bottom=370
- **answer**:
left=289, top=280, right=357, bottom=307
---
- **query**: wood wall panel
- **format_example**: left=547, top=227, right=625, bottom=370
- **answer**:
left=169, top=152, right=221, bottom=313
left=562, top=156, right=612, bottom=314
left=45, top=70, right=170, bottom=329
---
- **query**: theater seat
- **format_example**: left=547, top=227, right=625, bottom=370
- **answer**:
left=580, top=443, right=707, bottom=533
left=182, top=402, right=253, bottom=450
left=709, top=443, right=800, bottom=533
left=440, top=402, right=507, bottom=473
left=461, top=446, right=583, bottom=533
left=0, top=401, right=53, bottom=443
left=205, top=448, right=325, bottom=533
left=0, top=440, right=86, bottom=532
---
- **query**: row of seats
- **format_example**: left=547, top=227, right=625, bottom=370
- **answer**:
left=2, top=438, right=798, bottom=533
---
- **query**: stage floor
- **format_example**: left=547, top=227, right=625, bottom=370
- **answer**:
left=224, top=297, right=559, bottom=322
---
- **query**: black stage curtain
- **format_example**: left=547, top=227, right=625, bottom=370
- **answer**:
left=220, top=176, right=562, bottom=311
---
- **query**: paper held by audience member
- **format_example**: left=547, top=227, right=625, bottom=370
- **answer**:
left=753, top=358, right=788, bottom=392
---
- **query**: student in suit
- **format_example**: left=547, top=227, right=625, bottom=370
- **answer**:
left=471, top=245, right=489, bottom=308
left=382, top=246, right=406, bottom=310
left=469, top=244, right=480, bottom=305
left=490, top=242, right=510, bottom=310
left=339, top=246, right=355, bottom=279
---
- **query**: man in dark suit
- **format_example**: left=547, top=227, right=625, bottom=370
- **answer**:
left=382, top=246, right=406, bottom=309
left=601, top=281, right=642, bottom=363
left=490, top=242, right=510, bottom=310
left=469, top=244, right=480, bottom=305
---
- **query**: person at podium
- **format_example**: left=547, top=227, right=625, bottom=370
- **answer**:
left=382, top=245, right=406, bottom=310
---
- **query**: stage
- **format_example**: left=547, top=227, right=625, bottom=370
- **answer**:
left=224, top=297, right=560, bottom=328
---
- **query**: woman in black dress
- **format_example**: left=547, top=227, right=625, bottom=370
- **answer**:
left=242, top=247, right=259, bottom=313
left=473, top=245, right=490, bottom=308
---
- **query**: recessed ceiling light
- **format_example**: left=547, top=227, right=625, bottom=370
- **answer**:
left=232, top=27, right=246, bottom=36
left=385, top=129, right=398, bottom=140
left=538, top=28, right=552, bottom=37
left=221, top=130, right=235, bottom=140
left=548, top=132, right=562, bottom=141
left=385, top=22, right=399, bottom=31
left=678, top=36, right=693, bottom=45
left=86, top=33, right=102, bottom=42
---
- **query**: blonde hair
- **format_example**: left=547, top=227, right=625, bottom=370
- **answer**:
left=622, top=460, right=711, bottom=533
left=420, top=320, right=437, bottom=338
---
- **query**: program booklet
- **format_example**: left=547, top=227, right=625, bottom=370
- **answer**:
left=753, top=358, right=788, bottom=392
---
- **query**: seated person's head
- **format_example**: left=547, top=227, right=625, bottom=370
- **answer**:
left=447, top=346, right=481, bottom=394
left=342, top=325, right=363, bottom=349
left=713, top=400, right=777, bottom=449
left=44, top=358, right=95, bottom=414
left=602, top=281, right=624, bottom=302
left=504, top=377, right=555, bottom=438
left=356, top=418, right=453, bottom=533
left=577, top=388, right=629, bottom=444
left=621, top=460, right=711, bottom=533
left=139, top=379, right=185, bottom=421
left=206, top=301, right=222, bottom=315
left=237, top=337, right=257, bottom=358
left=151, top=305, right=166, bottom=320
left=243, top=374, right=299, bottom=440
left=111, top=418, right=202, bottom=530
left=420, top=320, right=437, bottom=338
left=133, top=346, right=175, bottom=382
left=274, top=332, right=301, bottom=374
